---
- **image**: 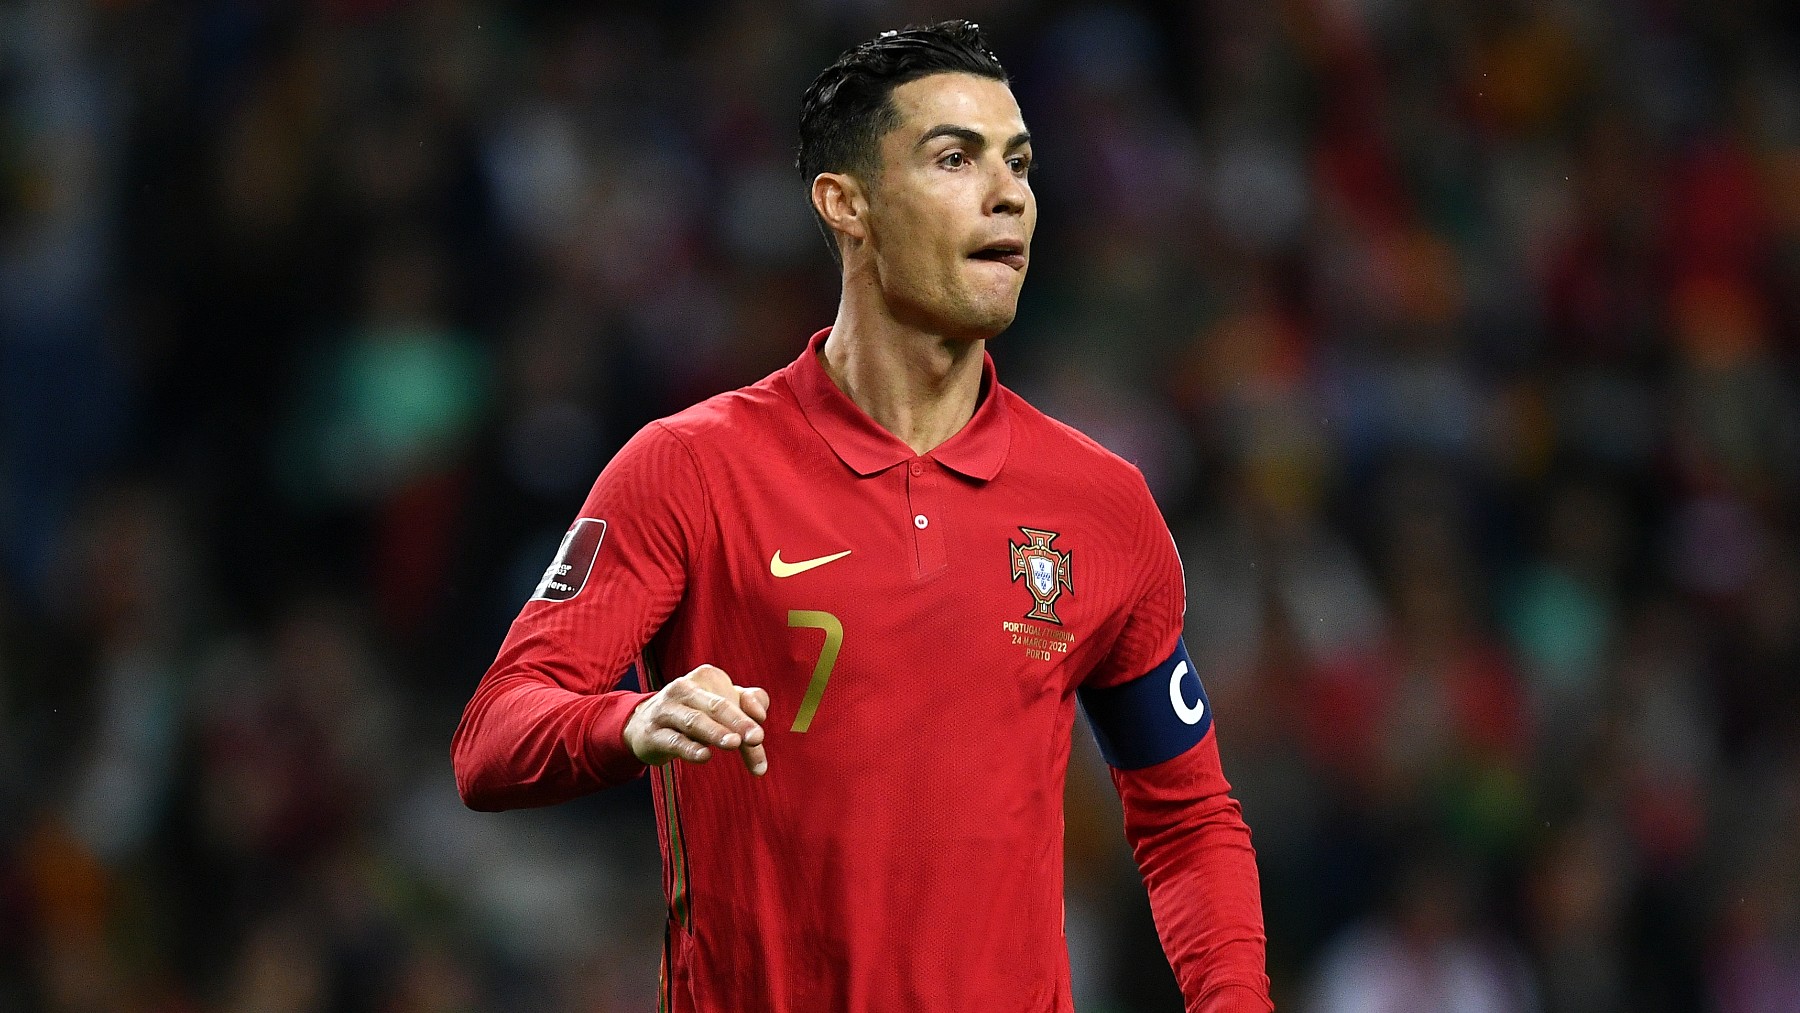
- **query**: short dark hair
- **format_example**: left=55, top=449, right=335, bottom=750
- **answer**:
left=796, top=20, right=1008, bottom=260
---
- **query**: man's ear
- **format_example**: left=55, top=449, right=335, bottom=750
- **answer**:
left=811, top=171, right=870, bottom=251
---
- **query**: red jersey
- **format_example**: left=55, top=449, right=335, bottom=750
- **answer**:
left=452, top=329, right=1270, bottom=1012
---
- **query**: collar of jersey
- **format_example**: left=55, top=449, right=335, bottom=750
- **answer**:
left=783, top=327, right=1012, bottom=481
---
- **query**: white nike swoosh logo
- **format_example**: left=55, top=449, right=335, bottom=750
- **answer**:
left=770, top=549, right=851, bottom=578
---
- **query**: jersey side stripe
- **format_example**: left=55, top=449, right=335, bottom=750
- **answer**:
left=642, top=648, right=693, bottom=931
left=658, top=920, right=671, bottom=1013
left=663, top=763, right=690, bottom=928
left=639, top=656, right=674, bottom=919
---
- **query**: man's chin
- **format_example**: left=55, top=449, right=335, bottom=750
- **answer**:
left=947, top=302, right=1018, bottom=342
left=977, top=306, right=1018, bottom=339
left=891, top=287, right=1020, bottom=341
left=957, top=287, right=1023, bottom=339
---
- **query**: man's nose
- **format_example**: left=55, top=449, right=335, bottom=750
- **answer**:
left=988, top=161, right=1027, bottom=216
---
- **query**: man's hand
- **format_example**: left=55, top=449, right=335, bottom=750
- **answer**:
left=624, top=664, right=770, bottom=775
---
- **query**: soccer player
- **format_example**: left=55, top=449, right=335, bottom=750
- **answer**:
left=452, top=20, right=1270, bottom=1012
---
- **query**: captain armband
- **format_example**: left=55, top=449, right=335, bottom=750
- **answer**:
left=1078, top=637, right=1213, bottom=769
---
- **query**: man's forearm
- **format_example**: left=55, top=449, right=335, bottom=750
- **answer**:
left=452, top=652, right=651, bottom=810
left=1112, top=746, right=1272, bottom=1011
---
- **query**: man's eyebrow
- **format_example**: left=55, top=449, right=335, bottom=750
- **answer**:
left=915, top=125, right=984, bottom=150
left=913, top=126, right=1034, bottom=151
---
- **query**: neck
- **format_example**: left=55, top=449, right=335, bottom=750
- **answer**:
left=819, top=282, right=988, bottom=456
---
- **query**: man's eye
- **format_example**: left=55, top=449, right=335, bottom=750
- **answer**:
left=1009, top=156, right=1033, bottom=174
left=941, top=151, right=966, bottom=168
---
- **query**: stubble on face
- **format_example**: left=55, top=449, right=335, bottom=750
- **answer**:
left=860, top=73, right=1037, bottom=342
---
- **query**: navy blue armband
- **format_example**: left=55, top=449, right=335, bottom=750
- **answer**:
left=1079, top=638, right=1212, bottom=769
left=616, top=662, right=641, bottom=692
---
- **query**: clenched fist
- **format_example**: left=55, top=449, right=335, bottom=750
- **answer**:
left=624, top=664, right=770, bottom=775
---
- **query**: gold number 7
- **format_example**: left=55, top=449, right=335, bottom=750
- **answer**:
left=786, top=610, right=843, bottom=732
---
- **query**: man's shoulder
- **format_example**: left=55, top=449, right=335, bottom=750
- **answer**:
left=997, top=384, right=1152, bottom=493
left=646, top=369, right=797, bottom=450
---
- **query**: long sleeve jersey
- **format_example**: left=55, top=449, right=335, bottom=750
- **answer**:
left=452, top=329, right=1271, bottom=1012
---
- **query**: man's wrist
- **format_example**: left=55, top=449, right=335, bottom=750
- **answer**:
left=588, top=691, right=656, bottom=781
left=621, top=693, right=655, bottom=761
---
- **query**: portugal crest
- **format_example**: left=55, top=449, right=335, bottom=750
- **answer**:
left=1009, top=527, right=1073, bottom=624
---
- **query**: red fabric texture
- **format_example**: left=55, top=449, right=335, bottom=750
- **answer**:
left=451, top=329, right=1269, bottom=1010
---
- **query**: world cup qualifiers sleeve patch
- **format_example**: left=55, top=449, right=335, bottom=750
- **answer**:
left=531, top=518, right=608, bottom=602
left=1078, top=638, right=1213, bottom=769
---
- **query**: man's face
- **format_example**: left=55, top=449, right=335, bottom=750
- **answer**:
left=859, top=72, right=1036, bottom=340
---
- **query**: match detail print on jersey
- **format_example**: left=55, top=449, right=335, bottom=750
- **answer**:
left=530, top=518, right=608, bottom=602
left=769, top=548, right=852, bottom=578
left=1078, top=637, right=1213, bottom=769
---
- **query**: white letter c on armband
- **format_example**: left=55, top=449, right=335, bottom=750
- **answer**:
left=1169, top=661, right=1206, bottom=725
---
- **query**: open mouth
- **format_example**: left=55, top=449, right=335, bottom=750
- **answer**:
left=968, top=241, right=1027, bottom=272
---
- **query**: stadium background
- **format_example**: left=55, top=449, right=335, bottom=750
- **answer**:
left=4, top=0, right=1799, bottom=1010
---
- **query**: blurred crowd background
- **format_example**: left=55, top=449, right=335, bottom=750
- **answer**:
left=4, top=0, right=1800, bottom=1010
